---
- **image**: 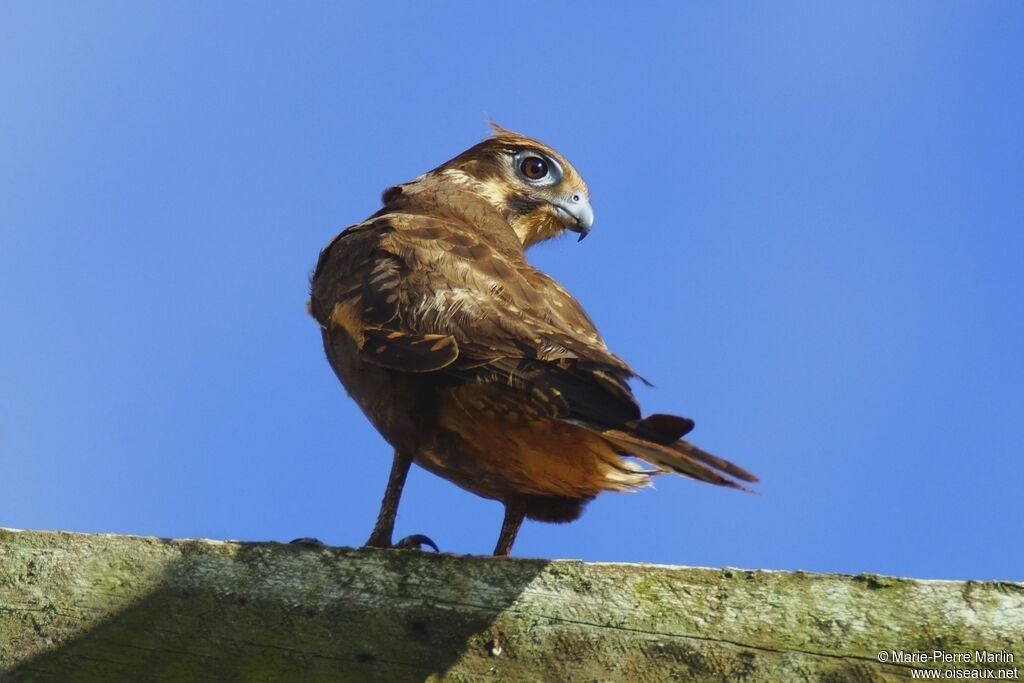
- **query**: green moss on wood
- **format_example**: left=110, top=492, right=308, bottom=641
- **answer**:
left=0, top=528, right=1021, bottom=682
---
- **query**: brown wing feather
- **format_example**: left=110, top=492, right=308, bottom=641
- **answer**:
left=311, top=209, right=644, bottom=423
left=361, top=329, right=459, bottom=372
left=376, top=214, right=629, bottom=369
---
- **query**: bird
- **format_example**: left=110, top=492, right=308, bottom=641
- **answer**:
left=308, top=124, right=757, bottom=556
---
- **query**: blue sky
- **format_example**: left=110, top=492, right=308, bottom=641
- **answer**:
left=1, top=3, right=1021, bottom=581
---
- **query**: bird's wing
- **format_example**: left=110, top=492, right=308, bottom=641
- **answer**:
left=310, top=213, right=758, bottom=488
left=311, top=212, right=642, bottom=426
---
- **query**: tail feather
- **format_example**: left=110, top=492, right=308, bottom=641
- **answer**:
left=671, top=440, right=759, bottom=484
left=569, top=417, right=757, bottom=492
left=633, top=413, right=694, bottom=444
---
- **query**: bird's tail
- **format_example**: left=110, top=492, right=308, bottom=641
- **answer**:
left=570, top=414, right=758, bottom=491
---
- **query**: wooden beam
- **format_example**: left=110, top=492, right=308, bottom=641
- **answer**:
left=1, top=528, right=1021, bottom=681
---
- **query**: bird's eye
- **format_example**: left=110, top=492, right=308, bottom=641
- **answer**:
left=520, top=156, right=549, bottom=181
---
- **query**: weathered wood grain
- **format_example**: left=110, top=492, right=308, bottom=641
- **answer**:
left=1, top=528, right=1020, bottom=681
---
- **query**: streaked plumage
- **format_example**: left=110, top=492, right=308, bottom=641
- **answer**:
left=309, top=125, right=757, bottom=555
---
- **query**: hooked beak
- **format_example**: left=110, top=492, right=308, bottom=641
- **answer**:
left=551, top=194, right=594, bottom=241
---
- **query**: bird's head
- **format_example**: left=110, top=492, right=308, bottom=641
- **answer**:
left=427, top=124, right=593, bottom=248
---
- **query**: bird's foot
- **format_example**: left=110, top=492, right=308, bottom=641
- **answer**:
left=365, top=533, right=439, bottom=552
left=290, top=535, right=438, bottom=551
left=289, top=537, right=325, bottom=546
left=395, top=534, right=439, bottom=551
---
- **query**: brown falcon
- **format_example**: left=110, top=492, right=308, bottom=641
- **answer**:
left=309, top=126, right=757, bottom=556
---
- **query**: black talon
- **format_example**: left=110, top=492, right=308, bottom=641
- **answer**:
left=290, top=537, right=325, bottom=546
left=394, top=534, right=439, bottom=552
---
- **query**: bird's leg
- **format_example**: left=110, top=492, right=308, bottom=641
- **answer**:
left=365, top=449, right=412, bottom=547
left=365, top=449, right=438, bottom=551
left=493, top=502, right=526, bottom=556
